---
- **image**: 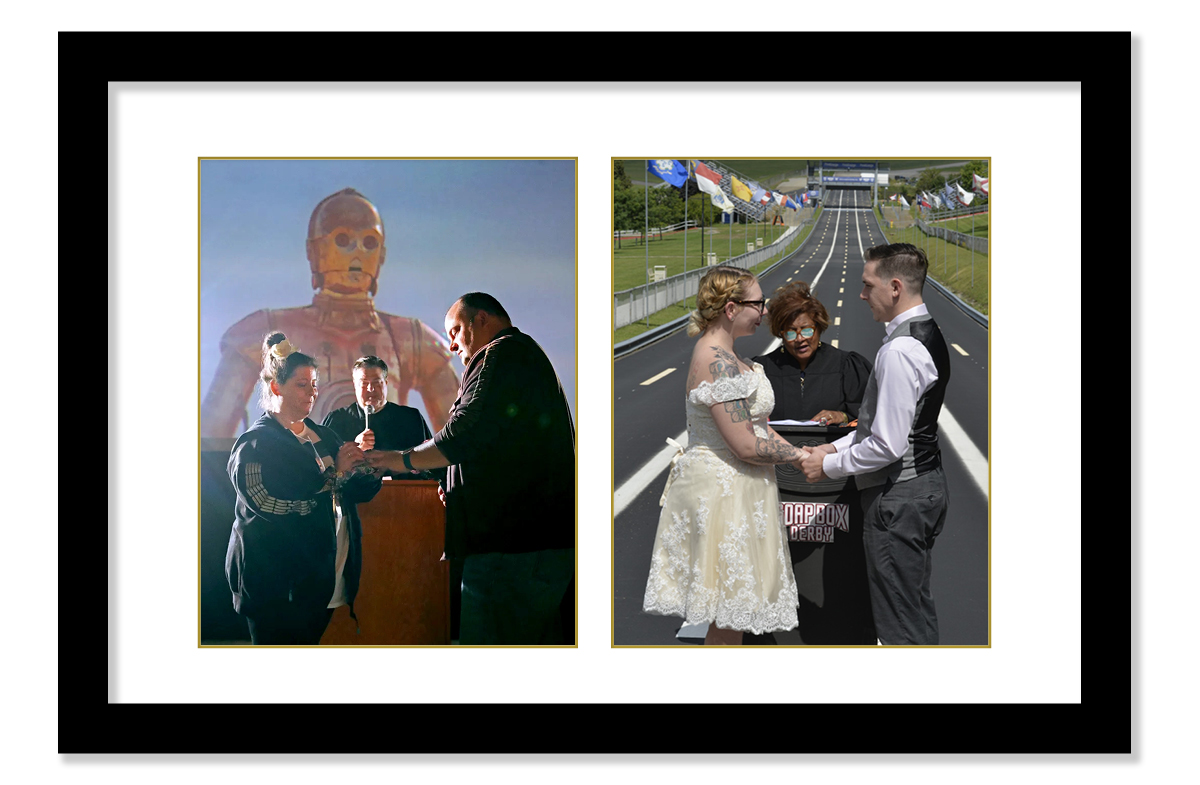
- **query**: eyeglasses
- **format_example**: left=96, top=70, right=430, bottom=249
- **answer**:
left=784, top=327, right=815, bottom=341
left=735, top=299, right=766, bottom=313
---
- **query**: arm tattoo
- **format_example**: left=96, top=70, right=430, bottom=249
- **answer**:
left=707, top=347, right=751, bottom=422
left=708, top=346, right=742, bottom=379
left=723, top=398, right=752, bottom=423
left=753, top=434, right=802, bottom=463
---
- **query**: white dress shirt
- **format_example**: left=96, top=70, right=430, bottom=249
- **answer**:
left=823, top=304, right=939, bottom=480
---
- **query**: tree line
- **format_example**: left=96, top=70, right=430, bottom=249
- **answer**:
left=885, top=160, right=990, bottom=206
left=612, top=161, right=723, bottom=250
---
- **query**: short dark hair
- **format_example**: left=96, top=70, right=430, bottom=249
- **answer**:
left=456, top=292, right=511, bottom=323
left=864, top=242, right=928, bottom=294
left=353, top=355, right=388, bottom=374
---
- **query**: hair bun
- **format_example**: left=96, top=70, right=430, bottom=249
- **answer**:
left=269, top=339, right=298, bottom=359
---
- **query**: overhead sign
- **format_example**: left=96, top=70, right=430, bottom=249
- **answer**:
left=821, top=161, right=877, bottom=171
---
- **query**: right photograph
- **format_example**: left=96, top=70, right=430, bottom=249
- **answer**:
left=612, top=158, right=989, bottom=646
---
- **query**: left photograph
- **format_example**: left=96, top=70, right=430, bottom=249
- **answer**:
left=199, top=158, right=577, bottom=646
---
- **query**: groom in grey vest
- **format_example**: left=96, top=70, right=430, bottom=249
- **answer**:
left=800, top=243, right=951, bottom=645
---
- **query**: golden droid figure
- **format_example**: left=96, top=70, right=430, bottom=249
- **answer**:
left=201, top=188, right=460, bottom=436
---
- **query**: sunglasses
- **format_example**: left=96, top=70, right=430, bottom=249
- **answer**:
left=784, top=328, right=815, bottom=340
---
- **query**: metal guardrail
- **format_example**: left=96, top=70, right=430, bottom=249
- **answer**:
left=914, top=217, right=988, bottom=255
left=614, top=219, right=698, bottom=239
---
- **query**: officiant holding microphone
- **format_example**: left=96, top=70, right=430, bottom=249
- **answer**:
left=322, top=356, right=442, bottom=482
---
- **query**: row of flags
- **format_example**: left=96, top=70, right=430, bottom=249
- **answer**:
left=647, top=159, right=807, bottom=217
left=911, top=179, right=985, bottom=212
left=648, top=159, right=986, bottom=217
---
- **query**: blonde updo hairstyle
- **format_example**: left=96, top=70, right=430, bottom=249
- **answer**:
left=259, top=332, right=318, bottom=409
left=687, top=266, right=758, bottom=337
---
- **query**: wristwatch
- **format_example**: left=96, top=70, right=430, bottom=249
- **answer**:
left=402, top=449, right=415, bottom=472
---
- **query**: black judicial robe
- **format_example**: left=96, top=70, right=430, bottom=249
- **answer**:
left=752, top=343, right=872, bottom=423
left=323, top=402, right=445, bottom=484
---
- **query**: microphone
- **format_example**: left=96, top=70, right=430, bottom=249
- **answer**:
left=364, top=403, right=376, bottom=432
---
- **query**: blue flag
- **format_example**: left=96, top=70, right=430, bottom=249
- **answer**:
left=943, top=182, right=959, bottom=210
left=647, top=159, right=689, bottom=188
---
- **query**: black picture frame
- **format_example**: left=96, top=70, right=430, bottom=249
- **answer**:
left=72, top=30, right=1125, bottom=754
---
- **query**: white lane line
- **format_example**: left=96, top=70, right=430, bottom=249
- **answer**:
left=835, top=317, right=841, bottom=326
left=940, top=407, right=988, bottom=498
left=807, top=199, right=842, bottom=295
left=855, top=194, right=866, bottom=257
left=640, top=367, right=676, bottom=386
left=951, top=343, right=969, bottom=356
left=614, top=431, right=688, bottom=518
left=837, top=300, right=843, bottom=307
left=831, top=339, right=839, bottom=348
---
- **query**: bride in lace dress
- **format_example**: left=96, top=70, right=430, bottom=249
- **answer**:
left=643, top=267, right=811, bottom=645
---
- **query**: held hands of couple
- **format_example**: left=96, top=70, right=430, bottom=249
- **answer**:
left=364, top=449, right=415, bottom=474
left=335, top=441, right=369, bottom=474
left=799, top=442, right=836, bottom=483
left=791, top=446, right=812, bottom=474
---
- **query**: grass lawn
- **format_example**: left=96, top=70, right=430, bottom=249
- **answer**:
left=614, top=217, right=811, bottom=293
left=885, top=225, right=989, bottom=315
left=613, top=212, right=821, bottom=343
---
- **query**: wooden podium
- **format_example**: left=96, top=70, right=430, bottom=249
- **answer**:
left=321, top=479, right=450, bottom=645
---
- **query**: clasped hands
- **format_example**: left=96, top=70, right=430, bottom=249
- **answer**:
left=362, top=447, right=420, bottom=475
left=335, top=440, right=370, bottom=474
left=350, top=429, right=407, bottom=473
left=793, top=443, right=836, bottom=483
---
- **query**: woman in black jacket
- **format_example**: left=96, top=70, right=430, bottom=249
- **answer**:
left=225, top=332, right=381, bottom=644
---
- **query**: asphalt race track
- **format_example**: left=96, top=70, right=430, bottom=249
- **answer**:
left=612, top=189, right=989, bottom=646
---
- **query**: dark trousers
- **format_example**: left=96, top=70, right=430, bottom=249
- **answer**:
left=460, top=549, right=574, bottom=645
left=245, top=603, right=335, bottom=645
left=861, top=467, right=948, bottom=645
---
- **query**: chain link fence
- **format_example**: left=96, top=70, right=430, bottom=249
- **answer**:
left=914, top=216, right=988, bottom=255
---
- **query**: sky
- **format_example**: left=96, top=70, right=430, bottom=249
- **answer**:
left=199, top=158, right=576, bottom=432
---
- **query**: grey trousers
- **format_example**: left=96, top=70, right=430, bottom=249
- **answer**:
left=860, top=467, right=948, bottom=645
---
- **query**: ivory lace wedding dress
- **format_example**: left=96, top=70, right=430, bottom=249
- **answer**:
left=643, top=363, right=799, bottom=634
